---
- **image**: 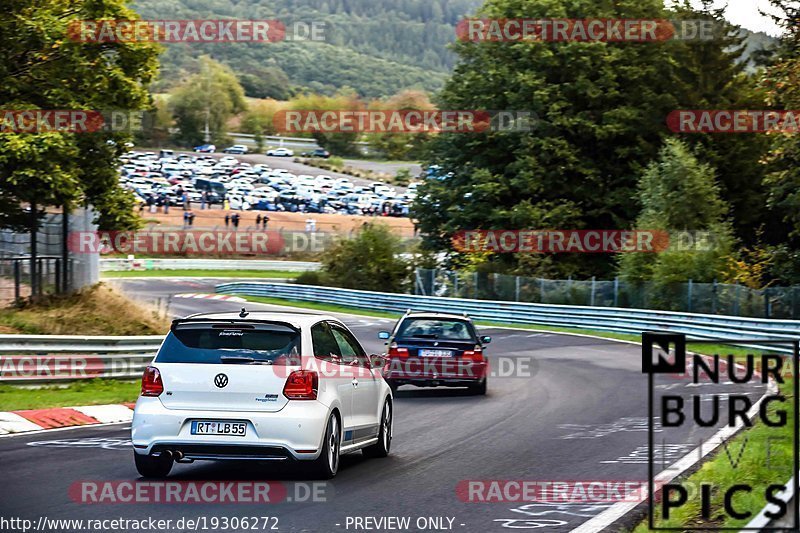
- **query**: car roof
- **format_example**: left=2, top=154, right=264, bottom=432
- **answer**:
left=178, top=311, right=341, bottom=329
left=401, top=312, right=472, bottom=321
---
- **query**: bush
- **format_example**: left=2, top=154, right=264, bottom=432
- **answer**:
left=295, top=271, right=329, bottom=286
left=393, top=168, right=411, bottom=186
left=303, top=224, right=411, bottom=293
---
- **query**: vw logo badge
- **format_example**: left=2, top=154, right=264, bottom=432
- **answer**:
left=214, top=373, right=229, bottom=388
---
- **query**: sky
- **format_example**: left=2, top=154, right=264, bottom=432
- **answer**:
left=687, top=0, right=784, bottom=35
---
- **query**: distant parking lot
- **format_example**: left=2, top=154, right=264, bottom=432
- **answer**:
left=120, top=148, right=419, bottom=218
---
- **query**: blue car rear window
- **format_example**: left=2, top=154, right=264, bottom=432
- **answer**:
left=396, top=319, right=476, bottom=341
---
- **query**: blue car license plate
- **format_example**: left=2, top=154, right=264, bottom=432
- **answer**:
left=419, top=349, right=453, bottom=358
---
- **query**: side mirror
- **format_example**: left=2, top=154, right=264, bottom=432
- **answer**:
left=481, top=336, right=492, bottom=344
left=378, top=331, right=390, bottom=340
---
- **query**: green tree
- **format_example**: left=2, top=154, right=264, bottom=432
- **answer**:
left=761, top=0, right=800, bottom=283
left=0, top=0, right=160, bottom=231
left=170, top=56, right=247, bottom=146
left=289, top=91, right=362, bottom=156
left=415, top=0, right=689, bottom=279
left=617, top=139, right=735, bottom=286
left=240, top=100, right=282, bottom=144
left=136, top=96, right=173, bottom=148
left=239, top=65, right=292, bottom=100
left=667, top=0, right=773, bottom=246
left=366, top=90, right=434, bottom=160
left=311, top=224, right=411, bottom=293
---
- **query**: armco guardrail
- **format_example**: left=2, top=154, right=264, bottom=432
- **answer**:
left=217, top=282, right=800, bottom=353
left=0, top=335, right=163, bottom=383
left=101, top=258, right=320, bottom=272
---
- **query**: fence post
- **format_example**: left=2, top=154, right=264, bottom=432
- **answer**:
left=13, top=260, right=20, bottom=301
left=430, top=268, right=436, bottom=297
left=62, top=205, right=69, bottom=292
left=613, top=277, right=619, bottom=307
left=54, top=259, right=61, bottom=294
left=29, top=201, right=38, bottom=298
left=765, top=288, right=771, bottom=319
left=712, top=279, right=718, bottom=314
left=590, top=277, right=596, bottom=307
left=687, top=280, right=693, bottom=313
left=37, top=258, right=43, bottom=296
left=515, top=276, right=521, bottom=302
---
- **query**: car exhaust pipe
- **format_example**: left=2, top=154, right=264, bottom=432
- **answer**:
left=171, top=450, right=194, bottom=464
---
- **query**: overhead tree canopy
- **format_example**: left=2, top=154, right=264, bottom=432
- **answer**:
left=414, top=0, right=766, bottom=279
left=0, top=0, right=160, bottom=230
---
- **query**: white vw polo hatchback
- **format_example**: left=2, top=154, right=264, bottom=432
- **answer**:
left=131, top=311, right=393, bottom=479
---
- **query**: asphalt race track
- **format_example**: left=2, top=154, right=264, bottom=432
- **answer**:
left=0, top=278, right=767, bottom=533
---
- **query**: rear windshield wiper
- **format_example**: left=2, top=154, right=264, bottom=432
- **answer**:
left=220, top=355, right=273, bottom=365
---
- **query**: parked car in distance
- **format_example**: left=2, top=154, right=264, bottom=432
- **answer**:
left=193, top=144, right=216, bottom=153
left=302, top=148, right=331, bottom=159
left=267, top=147, right=294, bottom=157
left=193, top=178, right=227, bottom=203
left=223, top=145, right=249, bottom=155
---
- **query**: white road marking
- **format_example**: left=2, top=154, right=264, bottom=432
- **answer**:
left=72, top=405, right=133, bottom=424
left=0, top=412, right=44, bottom=434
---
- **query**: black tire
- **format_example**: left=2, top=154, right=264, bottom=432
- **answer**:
left=363, top=400, right=392, bottom=458
left=309, top=413, right=340, bottom=479
left=469, top=379, right=487, bottom=395
left=134, top=452, right=173, bottom=478
left=386, top=380, right=399, bottom=393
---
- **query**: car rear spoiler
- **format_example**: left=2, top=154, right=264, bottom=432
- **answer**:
left=170, top=318, right=301, bottom=334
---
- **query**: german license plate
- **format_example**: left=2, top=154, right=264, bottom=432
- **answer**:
left=419, top=349, right=453, bottom=358
left=190, top=421, right=247, bottom=436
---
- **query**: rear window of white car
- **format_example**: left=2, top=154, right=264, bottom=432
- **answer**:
left=155, top=323, right=300, bottom=365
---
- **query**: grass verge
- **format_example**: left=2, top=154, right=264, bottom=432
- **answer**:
left=0, top=379, right=140, bottom=411
left=0, top=284, right=168, bottom=335
left=102, top=269, right=301, bottom=279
